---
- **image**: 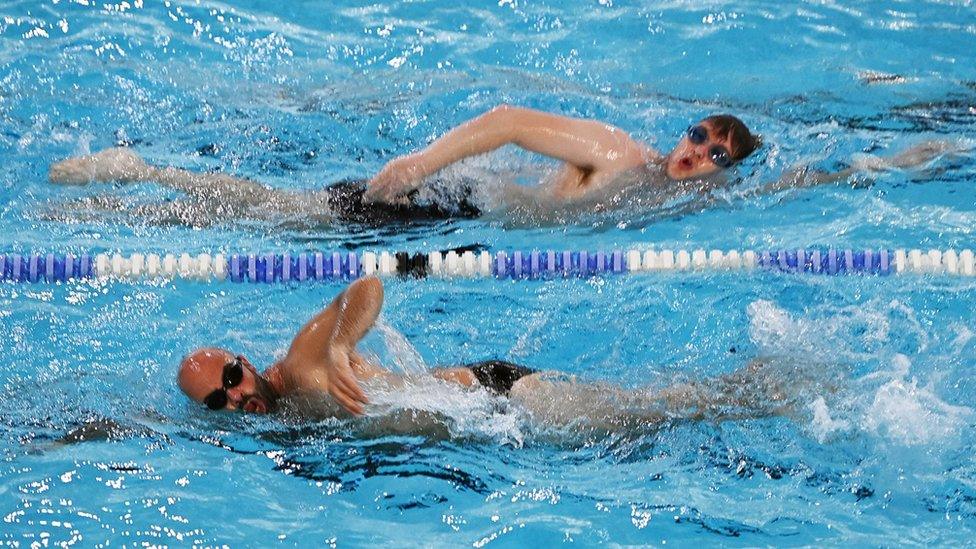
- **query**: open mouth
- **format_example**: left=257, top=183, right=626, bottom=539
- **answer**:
left=680, top=157, right=693, bottom=169
left=243, top=396, right=267, bottom=414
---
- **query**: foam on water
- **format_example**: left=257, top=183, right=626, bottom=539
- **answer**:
left=748, top=298, right=973, bottom=448
left=364, top=375, right=529, bottom=446
left=859, top=354, right=973, bottom=446
left=3, top=0, right=976, bottom=544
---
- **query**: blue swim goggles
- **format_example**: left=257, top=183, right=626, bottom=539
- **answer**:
left=687, top=125, right=734, bottom=169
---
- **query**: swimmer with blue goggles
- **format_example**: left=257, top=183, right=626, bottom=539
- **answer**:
left=49, top=108, right=760, bottom=227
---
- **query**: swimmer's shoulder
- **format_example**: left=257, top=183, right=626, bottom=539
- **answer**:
left=640, top=144, right=665, bottom=163
left=605, top=144, right=664, bottom=184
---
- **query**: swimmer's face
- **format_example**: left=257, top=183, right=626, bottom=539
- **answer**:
left=177, top=348, right=277, bottom=414
left=665, top=121, right=736, bottom=180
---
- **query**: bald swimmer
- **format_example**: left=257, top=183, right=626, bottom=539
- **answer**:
left=177, top=276, right=543, bottom=416
left=177, top=277, right=809, bottom=430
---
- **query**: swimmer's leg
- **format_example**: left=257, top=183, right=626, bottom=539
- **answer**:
left=654, top=358, right=841, bottom=421
left=653, top=360, right=793, bottom=421
left=430, top=367, right=478, bottom=387
left=48, top=147, right=151, bottom=185
left=49, top=147, right=275, bottom=204
left=508, top=372, right=655, bottom=430
left=508, top=360, right=820, bottom=431
left=39, top=195, right=219, bottom=227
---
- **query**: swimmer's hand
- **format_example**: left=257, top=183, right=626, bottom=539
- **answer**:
left=886, top=139, right=964, bottom=169
left=364, top=153, right=430, bottom=204
left=323, top=346, right=368, bottom=416
left=290, top=346, right=368, bottom=416
left=49, top=147, right=151, bottom=185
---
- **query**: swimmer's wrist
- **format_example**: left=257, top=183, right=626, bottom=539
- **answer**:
left=327, top=344, right=352, bottom=366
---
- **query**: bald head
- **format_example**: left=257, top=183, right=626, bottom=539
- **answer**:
left=178, top=347, right=234, bottom=403
left=177, top=347, right=279, bottom=413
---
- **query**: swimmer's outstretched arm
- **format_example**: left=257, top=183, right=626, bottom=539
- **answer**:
left=365, top=105, right=656, bottom=203
left=624, top=140, right=969, bottom=224
left=751, top=139, right=965, bottom=195
left=49, top=147, right=274, bottom=204
left=277, top=276, right=385, bottom=415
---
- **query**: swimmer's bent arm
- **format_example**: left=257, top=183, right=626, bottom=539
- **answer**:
left=280, top=276, right=385, bottom=415
left=365, top=105, right=654, bottom=202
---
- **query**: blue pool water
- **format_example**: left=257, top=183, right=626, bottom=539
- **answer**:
left=2, top=0, right=976, bottom=545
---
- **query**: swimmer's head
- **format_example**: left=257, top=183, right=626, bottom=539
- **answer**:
left=177, top=347, right=279, bottom=414
left=665, top=115, right=760, bottom=180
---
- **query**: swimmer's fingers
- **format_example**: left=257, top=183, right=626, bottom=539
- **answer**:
left=333, top=365, right=367, bottom=404
left=332, top=375, right=366, bottom=416
left=327, top=347, right=359, bottom=395
left=364, top=160, right=401, bottom=202
left=363, top=179, right=396, bottom=203
left=363, top=176, right=392, bottom=202
left=365, top=155, right=427, bottom=203
left=332, top=386, right=365, bottom=416
left=365, top=176, right=411, bottom=204
left=327, top=351, right=368, bottom=415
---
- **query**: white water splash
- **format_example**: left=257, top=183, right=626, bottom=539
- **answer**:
left=860, top=355, right=973, bottom=446
left=746, top=298, right=926, bottom=359
left=371, top=318, right=427, bottom=375
left=808, top=396, right=851, bottom=443
left=364, top=376, right=528, bottom=446
left=748, top=300, right=971, bottom=446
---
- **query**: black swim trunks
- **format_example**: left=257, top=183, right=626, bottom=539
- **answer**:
left=326, top=180, right=481, bottom=225
left=466, top=360, right=536, bottom=395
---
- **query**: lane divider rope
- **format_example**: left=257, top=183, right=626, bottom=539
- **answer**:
left=0, top=248, right=973, bottom=283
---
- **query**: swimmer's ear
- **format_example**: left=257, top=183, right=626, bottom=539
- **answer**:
left=742, top=135, right=769, bottom=170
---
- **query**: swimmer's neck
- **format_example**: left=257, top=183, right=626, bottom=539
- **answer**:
left=263, top=363, right=287, bottom=397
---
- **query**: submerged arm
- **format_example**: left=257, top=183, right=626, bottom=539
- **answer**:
left=647, top=140, right=960, bottom=222
left=282, top=276, right=385, bottom=414
left=753, top=139, right=964, bottom=196
left=365, top=105, right=653, bottom=203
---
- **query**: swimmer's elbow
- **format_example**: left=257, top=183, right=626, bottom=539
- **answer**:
left=364, top=276, right=384, bottom=306
left=347, top=276, right=384, bottom=315
left=355, top=275, right=383, bottom=298
left=483, top=104, right=520, bottom=138
left=489, top=103, right=515, bottom=117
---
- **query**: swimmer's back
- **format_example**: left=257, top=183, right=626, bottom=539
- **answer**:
left=326, top=180, right=481, bottom=225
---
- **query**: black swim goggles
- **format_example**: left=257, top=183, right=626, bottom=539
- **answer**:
left=687, top=125, right=734, bottom=169
left=203, top=356, right=245, bottom=410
